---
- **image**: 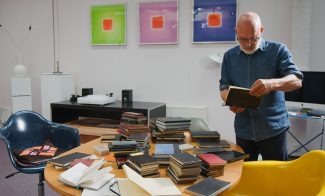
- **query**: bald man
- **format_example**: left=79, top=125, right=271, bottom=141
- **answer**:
left=219, top=12, right=303, bottom=161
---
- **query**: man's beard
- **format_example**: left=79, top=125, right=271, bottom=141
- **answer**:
left=239, top=38, right=261, bottom=54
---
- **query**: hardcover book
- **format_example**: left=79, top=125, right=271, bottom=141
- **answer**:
left=185, top=176, right=231, bottom=196
left=128, top=153, right=158, bottom=167
left=193, top=146, right=226, bottom=154
left=224, top=86, right=262, bottom=109
left=154, top=144, right=175, bottom=155
left=197, top=153, right=227, bottom=166
left=191, top=131, right=220, bottom=139
left=170, top=153, right=201, bottom=167
left=196, top=139, right=230, bottom=148
left=215, top=150, right=250, bottom=163
left=156, top=117, right=191, bottom=123
left=69, top=158, right=95, bottom=167
left=49, top=152, right=91, bottom=167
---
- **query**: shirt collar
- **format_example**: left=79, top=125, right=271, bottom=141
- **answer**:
left=235, top=38, right=266, bottom=55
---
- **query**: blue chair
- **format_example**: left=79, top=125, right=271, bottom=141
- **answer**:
left=0, top=110, right=80, bottom=196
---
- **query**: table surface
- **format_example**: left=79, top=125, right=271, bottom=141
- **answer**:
left=45, top=136, right=243, bottom=196
left=51, top=100, right=166, bottom=110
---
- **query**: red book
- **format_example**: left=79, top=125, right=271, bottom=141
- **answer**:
left=197, top=153, right=227, bottom=166
left=69, top=159, right=95, bottom=167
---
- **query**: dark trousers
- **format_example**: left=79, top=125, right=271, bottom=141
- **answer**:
left=236, top=130, right=288, bottom=161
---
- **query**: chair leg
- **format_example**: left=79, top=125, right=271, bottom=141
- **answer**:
left=38, top=172, right=44, bottom=196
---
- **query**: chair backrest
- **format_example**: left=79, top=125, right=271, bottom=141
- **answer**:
left=222, top=150, right=325, bottom=196
left=0, top=110, right=52, bottom=150
left=0, top=110, right=80, bottom=151
left=189, top=116, right=212, bottom=132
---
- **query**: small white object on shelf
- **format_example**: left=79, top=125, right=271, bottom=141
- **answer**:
left=77, top=94, right=116, bottom=105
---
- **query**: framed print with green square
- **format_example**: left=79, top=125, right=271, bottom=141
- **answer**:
left=91, top=4, right=126, bottom=45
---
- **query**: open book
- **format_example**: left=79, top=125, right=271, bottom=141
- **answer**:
left=120, top=164, right=181, bottom=196
left=224, top=86, right=262, bottom=109
left=59, top=158, right=115, bottom=190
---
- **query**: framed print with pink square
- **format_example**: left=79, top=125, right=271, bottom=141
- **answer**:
left=192, top=0, right=237, bottom=43
left=138, top=0, right=178, bottom=45
left=91, top=4, right=126, bottom=45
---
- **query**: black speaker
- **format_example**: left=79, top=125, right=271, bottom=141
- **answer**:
left=82, top=88, right=93, bottom=96
left=122, top=89, right=133, bottom=103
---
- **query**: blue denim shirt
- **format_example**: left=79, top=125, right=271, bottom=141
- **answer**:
left=219, top=39, right=303, bottom=141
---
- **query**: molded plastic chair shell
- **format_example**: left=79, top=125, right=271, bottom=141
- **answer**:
left=0, top=110, right=80, bottom=174
left=221, top=150, right=325, bottom=196
left=189, top=116, right=212, bottom=132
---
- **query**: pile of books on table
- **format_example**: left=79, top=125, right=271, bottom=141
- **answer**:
left=118, top=123, right=150, bottom=136
left=197, top=153, right=227, bottom=177
left=127, top=133, right=150, bottom=152
left=108, top=140, right=137, bottom=153
left=126, top=153, right=160, bottom=177
left=190, top=130, right=231, bottom=148
left=167, top=153, right=201, bottom=184
left=100, top=133, right=119, bottom=143
left=114, top=152, right=130, bottom=169
left=151, top=117, right=190, bottom=143
left=120, top=112, right=147, bottom=125
left=118, top=112, right=150, bottom=137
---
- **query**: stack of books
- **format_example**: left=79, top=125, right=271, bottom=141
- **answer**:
left=118, top=122, right=150, bottom=136
left=151, top=128, right=186, bottom=143
left=167, top=153, right=201, bottom=184
left=114, top=152, right=129, bottom=169
left=151, top=117, right=190, bottom=143
left=126, top=153, right=160, bottom=177
left=117, top=112, right=150, bottom=137
left=108, top=141, right=138, bottom=153
left=191, top=130, right=230, bottom=148
left=100, top=133, right=119, bottom=143
left=197, top=153, right=227, bottom=177
left=127, top=133, right=150, bottom=152
left=152, top=143, right=180, bottom=165
left=120, top=112, right=147, bottom=125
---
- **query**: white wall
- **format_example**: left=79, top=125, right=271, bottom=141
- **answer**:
left=0, top=0, right=54, bottom=112
left=0, top=0, right=294, bottom=143
left=309, top=0, right=325, bottom=71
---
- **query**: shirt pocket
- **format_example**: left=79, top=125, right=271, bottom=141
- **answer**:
left=256, top=65, right=276, bottom=79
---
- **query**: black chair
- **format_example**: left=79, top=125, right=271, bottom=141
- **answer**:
left=0, top=110, right=80, bottom=196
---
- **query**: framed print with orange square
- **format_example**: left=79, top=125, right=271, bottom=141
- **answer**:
left=91, top=4, right=126, bottom=45
left=138, top=0, right=178, bottom=45
left=192, top=0, right=237, bottom=43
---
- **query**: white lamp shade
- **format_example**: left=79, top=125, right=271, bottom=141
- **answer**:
left=13, top=63, right=27, bottom=77
left=209, top=54, right=222, bottom=64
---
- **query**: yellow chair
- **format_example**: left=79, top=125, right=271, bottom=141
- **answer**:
left=221, top=150, right=325, bottom=196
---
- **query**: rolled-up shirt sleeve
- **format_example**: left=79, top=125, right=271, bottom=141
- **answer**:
left=278, top=44, right=303, bottom=80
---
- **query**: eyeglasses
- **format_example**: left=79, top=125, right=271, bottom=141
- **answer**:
left=237, top=36, right=260, bottom=43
